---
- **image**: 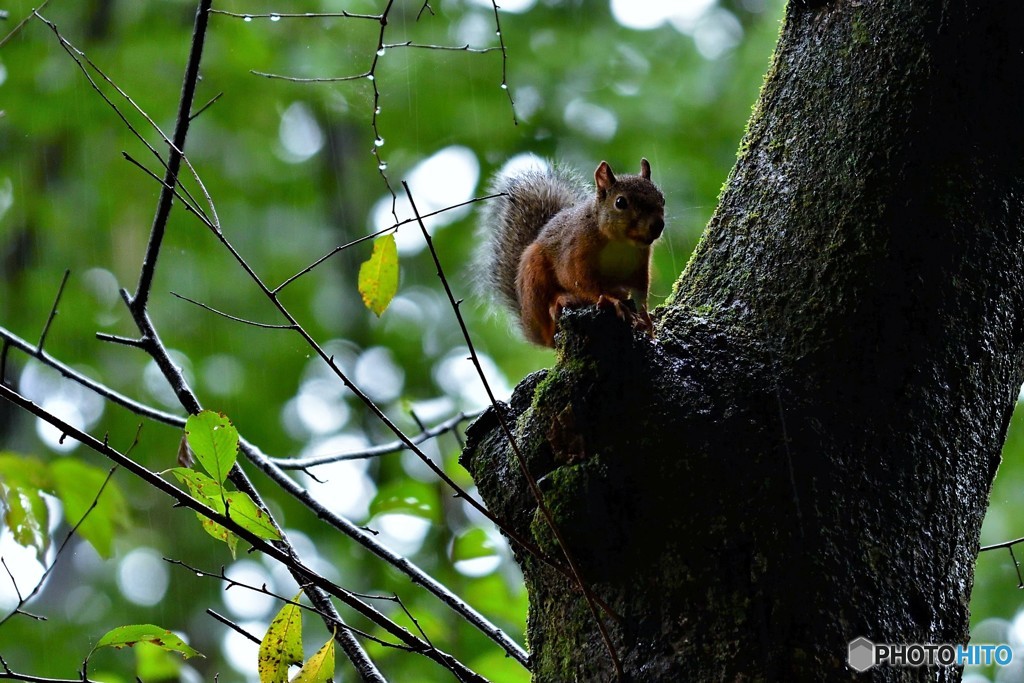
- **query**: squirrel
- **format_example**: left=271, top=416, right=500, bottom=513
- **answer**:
left=477, top=158, right=666, bottom=347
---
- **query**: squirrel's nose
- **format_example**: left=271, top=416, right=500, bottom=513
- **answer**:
left=650, top=218, right=665, bottom=239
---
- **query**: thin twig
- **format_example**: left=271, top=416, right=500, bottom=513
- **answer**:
left=209, top=10, right=380, bottom=21
left=251, top=70, right=371, bottom=83
left=0, top=667, right=101, bottom=682
left=273, top=192, right=503, bottom=293
left=170, top=292, right=297, bottom=330
left=0, top=0, right=50, bottom=49
left=127, top=0, right=213, bottom=313
left=172, top=560, right=404, bottom=650
left=405, top=183, right=621, bottom=676
left=120, top=152, right=209, bottom=224
left=489, top=1, right=517, bottom=124
left=382, top=41, right=500, bottom=53
left=33, top=14, right=216, bottom=230
left=0, top=341, right=10, bottom=385
left=250, top=1, right=397, bottom=206
left=1, top=325, right=181, bottom=424
left=370, top=1, right=397, bottom=207
left=206, top=609, right=261, bottom=645
left=93, top=333, right=147, bottom=349
left=272, top=410, right=481, bottom=468
left=189, top=91, right=224, bottom=121
left=1011, top=546, right=1024, bottom=589
left=36, top=270, right=70, bottom=354
left=981, top=536, right=1024, bottom=552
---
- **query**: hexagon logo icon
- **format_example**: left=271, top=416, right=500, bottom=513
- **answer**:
left=848, top=637, right=875, bottom=672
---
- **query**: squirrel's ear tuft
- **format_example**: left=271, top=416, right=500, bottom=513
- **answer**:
left=595, top=161, right=616, bottom=192
left=640, top=158, right=651, bottom=179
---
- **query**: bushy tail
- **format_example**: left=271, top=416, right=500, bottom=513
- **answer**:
left=476, top=162, right=586, bottom=313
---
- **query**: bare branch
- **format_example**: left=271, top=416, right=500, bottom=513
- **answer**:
left=272, top=410, right=482, bottom=468
left=251, top=70, right=371, bottom=83
left=273, top=192, right=503, bottom=293
left=189, top=91, right=223, bottom=121
left=0, top=0, right=50, bottom=49
left=206, top=609, right=261, bottom=644
left=1, top=325, right=180, bottom=423
left=33, top=13, right=217, bottom=233
left=127, top=0, right=213, bottom=313
left=209, top=10, right=381, bottom=21
left=489, top=1, right=517, bottom=124
left=120, top=152, right=210, bottom=226
left=170, top=560, right=406, bottom=650
left=36, top=270, right=70, bottom=354
left=382, top=41, right=500, bottom=53
left=170, top=292, right=297, bottom=330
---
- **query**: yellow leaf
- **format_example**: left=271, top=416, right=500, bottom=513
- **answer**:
left=357, top=233, right=399, bottom=316
left=258, top=593, right=304, bottom=683
left=292, top=633, right=335, bottom=683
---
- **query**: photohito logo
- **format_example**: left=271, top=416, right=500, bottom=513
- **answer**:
left=847, top=637, right=1013, bottom=672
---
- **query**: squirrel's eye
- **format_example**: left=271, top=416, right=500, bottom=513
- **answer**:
left=614, top=196, right=628, bottom=210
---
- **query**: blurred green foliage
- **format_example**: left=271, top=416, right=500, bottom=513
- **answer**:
left=2, top=1, right=1021, bottom=681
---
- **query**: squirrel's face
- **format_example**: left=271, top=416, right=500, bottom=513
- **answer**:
left=601, top=179, right=666, bottom=246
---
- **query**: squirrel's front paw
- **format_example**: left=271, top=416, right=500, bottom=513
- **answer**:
left=596, top=294, right=629, bottom=321
left=634, top=308, right=654, bottom=336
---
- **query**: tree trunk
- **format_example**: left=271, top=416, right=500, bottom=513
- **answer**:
left=463, top=0, right=1024, bottom=680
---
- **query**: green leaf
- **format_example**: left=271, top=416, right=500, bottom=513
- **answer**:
left=0, top=453, right=50, bottom=489
left=369, top=480, right=438, bottom=520
left=167, top=467, right=225, bottom=502
left=224, top=490, right=281, bottom=541
left=5, top=486, right=49, bottom=556
left=357, top=233, right=399, bottom=316
left=135, top=640, right=183, bottom=681
left=0, top=454, right=52, bottom=557
left=292, top=633, right=335, bottom=683
left=50, top=460, right=127, bottom=559
left=167, top=468, right=238, bottom=557
left=184, top=411, right=238, bottom=484
left=95, top=624, right=201, bottom=659
left=259, top=593, right=304, bottom=683
left=451, top=527, right=498, bottom=562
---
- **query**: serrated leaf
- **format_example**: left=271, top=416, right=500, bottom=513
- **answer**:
left=167, top=467, right=225, bottom=502
left=292, top=633, right=335, bottom=683
left=370, top=480, right=438, bottom=520
left=357, top=233, right=399, bottom=317
left=451, top=527, right=498, bottom=562
left=50, top=460, right=127, bottom=559
left=184, top=411, right=238, bottom=484
left=95, top=624, right=201, bottom=659
left=224, top=490, right=281, bottom=541
left=167, top=468, right=238, bottom=558
left=259, top=593, right=304, bottom=683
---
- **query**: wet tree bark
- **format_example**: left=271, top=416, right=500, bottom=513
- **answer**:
left=463, top=1, right=1024, bottom=681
